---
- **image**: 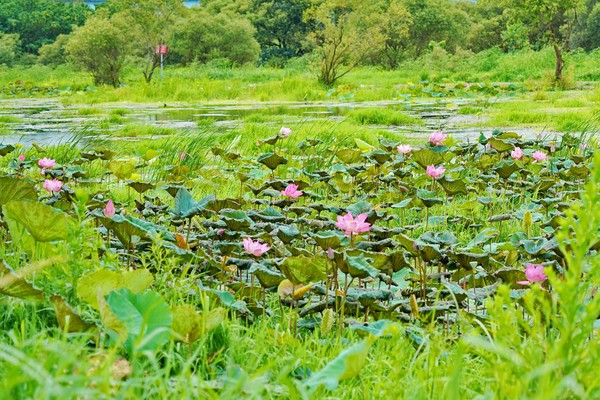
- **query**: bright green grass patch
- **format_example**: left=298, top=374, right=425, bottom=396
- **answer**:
left=243, top=113, right=292, bottom=124
left=347, top=108, right=422, bottom=126
left=0, top=115, right=23, bottom=123
left=76, top=107, right=102, bottom=116
left=111, top=123, right=181, bottom=138
left=482, top=108, right=598, bottom=132
left=457, top=106, right=483, bottom=115
left=110, top=108, right=129, bottom=116
left=488, top=110, right=550, bottom=125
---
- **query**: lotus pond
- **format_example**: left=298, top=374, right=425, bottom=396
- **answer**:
left=1, top=94, right=600, bottom=398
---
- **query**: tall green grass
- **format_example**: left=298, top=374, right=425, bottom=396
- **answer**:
left=0, top=47, right=598, bottom=105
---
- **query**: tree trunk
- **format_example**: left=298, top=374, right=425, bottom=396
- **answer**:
left=143, top=54, right=162, bottom=84
left=553, top=42, right=564, bottom=82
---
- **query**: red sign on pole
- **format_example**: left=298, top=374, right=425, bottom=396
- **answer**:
left=155, top=45, right=167, bottom=55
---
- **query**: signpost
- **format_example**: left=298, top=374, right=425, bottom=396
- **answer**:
left=155, top=45, right=167, bottom=78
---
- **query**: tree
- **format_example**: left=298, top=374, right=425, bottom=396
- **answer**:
left=507, top=0, right=584, bottom=81
left=0, top=0, right=89, bottom=54
left=463, top=0, right=507, bottom=53
left=171, top=10, right=260, bottom=65
left=65, top=15, right=132, bottom=87
left=400, top=0, right=470, bottom=57
left=572, top=0, right=600, bottom=51
left=250, top=0, right=315, bottom=66
left=197, top=0, right=253, bottom=15
left=378, top=1, right=413, bottom=69
left=102, top=0, right=186, bottom=83
left=305, top=0, right=385, bottom=86
left=38, top=34, right=70, bottom=67
left=0, top=33, right=19, bottom=66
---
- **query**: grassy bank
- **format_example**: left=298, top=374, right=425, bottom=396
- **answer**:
left=0, top=47, right=598, bottom=105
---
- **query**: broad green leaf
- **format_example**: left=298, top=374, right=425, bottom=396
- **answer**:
left=0, top=144, right=15, bottom=156
left=397, top=233, right=418, bottom=255
left=172, top=304, right=214, bottom=343
left=276, top=225, right=301, bottom=244
left=495, top=160, right=520, bottom=179
left=347, top=201, right=372, bottom=217
left=260, top=135, right=279, bottom=145
left=142, top=149, right=160, bottom=161
left=173, top=189, right=215, bottom=219
left=438, top=177, right=468, bottom=196
left=336, top=149, right=362, bottom=164
left=364, top=149, right=392, bottom=164
left=108, top=161, right=135, bottom=180
left=354, top=138, right=375, bottom=153
left=412, top=149, right=444, bottom=169
left=3, top=200, right=74, bottom=242
left=0, top=260, right=45, bottom=301
left=51, top=295, right=94, bottom=333
left=488, top=137, right=513, bottom=152
left=345, top=254, right=379, bottom=279
left=312, top=230, right=346, bottom=250
left=303, top=339, right=372, bottom=394
left=106, top=288, right=172, bottom=354
left=279, top=256, right=327, bottom=285
left=257, top=152, right=287, bottom=171
left=277, top=279, right=313, bottom=300
left=416, top=189, right=444, bottom=208
left=392, top=198, right=413, bottom=209
left=249, top=263, right=286, bottom=288
left=77, top=269, right=154, bottom=309
left=419, top=231, right=457, bottom=245
left=0, top=176, right=37, bottom=206
left=451, top=251, right=490, bottom=269
left=127, top=181, right=156, bottom=194
left=355, top=290, right=393, bottom=306
left=101, top=214, right=174, bottom=249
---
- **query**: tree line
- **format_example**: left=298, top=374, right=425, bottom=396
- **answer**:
left=0, top=0, right=598, bottom=86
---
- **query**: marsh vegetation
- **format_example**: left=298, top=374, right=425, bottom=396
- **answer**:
left=1, top=0, right=600, bottom=399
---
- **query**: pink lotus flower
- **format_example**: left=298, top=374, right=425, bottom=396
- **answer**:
left=335, top=212, right=371, bottom=236
left=38, top=158, right=56, bottom=169
left=103, top=200, right=116, bottom=217
left=280, top=184, right=303, bottom=199
left=517, top=264, right=548, bottom=285
left=243, top=238, right=270, bottom=256
left=511, top=147, right=524, bottom=160
left=397, top=144, right=412, bottom=154
left=326, top=247, right=335, bottom=260
left=279, top=126, right=292, bottom=138
left=217, top=228, right=226, bottom=236
left=43, top=179, right=63, bottom=193
left=426, top=165, right=445, bottom=179
left=532, top=150, right=547, bottom=162
left=428, top=131, right=447, bottom=146
left=18, top=154, right=25, bottom=161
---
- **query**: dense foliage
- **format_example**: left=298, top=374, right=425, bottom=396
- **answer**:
left=1, top=119, right=599, bottom=397
left=0, top=0, right=598, bottom=85
left=0, top=0, right=89, bottom=54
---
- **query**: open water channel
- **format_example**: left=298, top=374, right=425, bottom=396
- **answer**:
left=0, top=97, right=557, bottom=149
